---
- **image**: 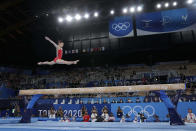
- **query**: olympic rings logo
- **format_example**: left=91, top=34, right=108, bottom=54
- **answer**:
left=121, top=105, right=155, bottom=118
left=112, top=22, right=130, bottom=31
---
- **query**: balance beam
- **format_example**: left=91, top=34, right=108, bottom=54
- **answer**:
left=19, top=83, right=185, bottom=95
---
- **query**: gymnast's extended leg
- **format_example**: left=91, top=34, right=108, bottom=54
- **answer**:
left=56, top=59, right=79, bottom=65
left=37, top=61, right=55, bottom=65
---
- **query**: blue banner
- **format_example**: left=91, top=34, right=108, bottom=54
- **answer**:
left=111, top=102, right=196, bottom=121
left=136, top=8, right=196, bottom=36
left=111, top=103, right=167, bottom=121
left=33, top=99, right=196, bottom=121
left=109, top=16, right=133, bottom=38
left=35, top=104, right=110, bottom=118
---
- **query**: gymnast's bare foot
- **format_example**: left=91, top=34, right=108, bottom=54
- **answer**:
left=37, top=62, right=42, bottom=65
left=74, top=60, right=79, bottom=64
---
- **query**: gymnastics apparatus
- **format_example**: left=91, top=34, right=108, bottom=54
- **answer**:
left=19, top=83, right=186, bottom=125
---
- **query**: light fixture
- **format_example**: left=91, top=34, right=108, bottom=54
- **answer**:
left=164, top=2, right=169, bottom=8
left=173, top=1, right=178, bottom=6
left=58, top=17, right=63, bottom=23
left=123, top=8, right=128, bottom=14
left=75, top=14, right=81, bottom=21
left=66, top=15, right=73, bottom=22
left=137, top=6, right=143, bottom=12
left=94, top=12, right=99, bottom=17
left=130, top=7, right=135, bottom=13
left=156, top=3, right=162, bottom=9
left=110, top=10, right=115, bottom=15
left=187, top=0, right=193, bottom=4
left=84, top=13, right=89, bottom=19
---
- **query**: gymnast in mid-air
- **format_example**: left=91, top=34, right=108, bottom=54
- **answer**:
left=38, top=36, right=79, bottom=65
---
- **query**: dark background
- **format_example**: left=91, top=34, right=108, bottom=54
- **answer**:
left=0, top=0, right=196, bottom=68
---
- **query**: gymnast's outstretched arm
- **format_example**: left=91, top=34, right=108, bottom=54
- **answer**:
left=45, top=36, right=59, bottom=49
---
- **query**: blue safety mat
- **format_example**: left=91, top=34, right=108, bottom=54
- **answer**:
left=0, top=120, right=196, bottom=131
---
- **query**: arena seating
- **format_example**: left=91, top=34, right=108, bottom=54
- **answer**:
left=0, top=62, right=196, bottom=123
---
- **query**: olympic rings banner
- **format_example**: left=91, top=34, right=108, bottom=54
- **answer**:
left=136, top=8, right=196, bottom=36
left=111, top=103, right=166, bottom=121
left=109, top=16, right=134, bottom=38
left=111, top=102, right=196, bottom=121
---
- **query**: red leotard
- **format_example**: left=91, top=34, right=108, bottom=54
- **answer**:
left=53, top=48, right=63, bottom=62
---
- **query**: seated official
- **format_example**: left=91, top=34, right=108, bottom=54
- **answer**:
left=101, top=111, right=109, bottom=122
left=101, top=107, right=109, bottom=122
left=14, top=104, right=21, bottom=117
left=125, top=114, right=130, bottom=118
left=117, top=106, right=123, bottom=118
left=133, top=116, right=138, bottom=123
left=96, top=115, right=104, bottom=122
left=138, top=113, right=146, bottom=122
left=185, top=109, right=196, bottom=123
left=120, top=116, right=126, bottom=122
left=81, top=106, right=87, bottom=117
left=49, top=107, right=56, bottom=119
left=108, top=113, right=115, bottom=122
left=57, top=106, right=64, bottom=118
left=91, top=109, right=98, bottom=122
left=83, top=111, right=90, bottom=122
left=153, top=114, right=160, bottom=122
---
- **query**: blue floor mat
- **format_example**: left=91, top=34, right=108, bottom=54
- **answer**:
left=0, top=118, right=196, bottom=131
